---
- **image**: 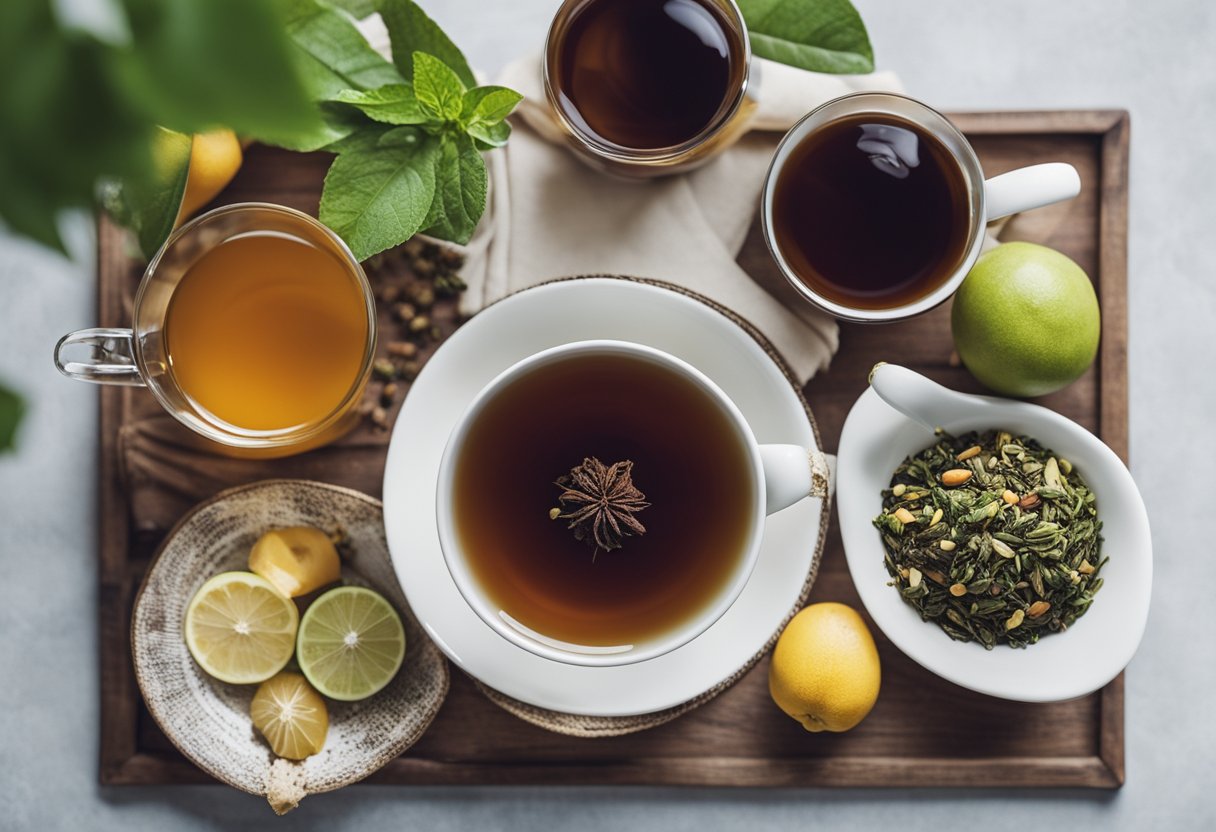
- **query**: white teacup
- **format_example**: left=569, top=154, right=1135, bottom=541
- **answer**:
left=435, top=339, right=829, bottom=667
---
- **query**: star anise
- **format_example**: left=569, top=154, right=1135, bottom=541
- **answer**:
left=554, top=457, right=649, bottom=554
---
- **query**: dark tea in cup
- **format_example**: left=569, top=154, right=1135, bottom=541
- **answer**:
left=770, top=113, right=971, bottom=311
left=762, top=93, right=1083, bottom=323
left=548, top=0, right=745, bottom=150
left=451, top=349, right=754, bottom=648
left=543, top=0, right=755, bottom=176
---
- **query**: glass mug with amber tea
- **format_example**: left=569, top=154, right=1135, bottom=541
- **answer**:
left=762, top=92, right=1082, bottom=322
left=543, top=0, right=758, bottom=178
left=54, top=203, right=377, bottom=457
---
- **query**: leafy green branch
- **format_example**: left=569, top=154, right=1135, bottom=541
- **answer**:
left=275, top=0, right=520, bottom=260
left=0, top=0, right=320, bottom=255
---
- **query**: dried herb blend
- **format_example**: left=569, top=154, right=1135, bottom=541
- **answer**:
left=874, top=429, right=1104, bottom=649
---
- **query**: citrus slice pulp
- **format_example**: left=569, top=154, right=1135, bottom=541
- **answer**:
left=296, top=586, right=405, bottom=701
left=184, top=571, right=299, bottom=684
left=250, top=671, right=329, bottom=759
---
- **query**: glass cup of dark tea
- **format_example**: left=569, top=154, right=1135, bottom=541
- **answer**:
left=761, top=92, right=1082, bottom=322
left=435, top=340, right=830, bottom=667
left=543, top=0, right=758, bottom=178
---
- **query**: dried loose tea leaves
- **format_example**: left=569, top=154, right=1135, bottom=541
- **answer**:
left=874, top=429, right=1105, bottom=649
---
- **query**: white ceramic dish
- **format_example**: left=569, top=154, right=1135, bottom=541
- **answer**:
left=382, top=278, right=827, bottom=716
left=837, top=365, right=1152, bottom=703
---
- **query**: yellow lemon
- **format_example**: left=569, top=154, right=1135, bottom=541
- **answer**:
left=184, top=571, right=298, bottom=685
left=248, top=527, right=341, bottom=599
left=251, top=672, right=329, bottom=760
left=177, top=129, right=243, bottom=223
left=768, top=602, right=881, bottom=732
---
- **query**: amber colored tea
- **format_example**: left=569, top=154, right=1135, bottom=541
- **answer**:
left=550, top=0, right=745, bottom=150
left=453, top=353, right=754, bottom=647
left=772, top=113, right=972, bottom=310
left=165, top=232, right=369, bottom=432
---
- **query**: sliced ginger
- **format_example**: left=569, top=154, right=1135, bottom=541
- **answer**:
left=248, top=527, right=341, bottom=598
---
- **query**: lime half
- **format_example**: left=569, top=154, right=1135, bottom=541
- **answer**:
left=296, top=586, right=406, bottom=701
left=184, top=571, right=298, bottom=684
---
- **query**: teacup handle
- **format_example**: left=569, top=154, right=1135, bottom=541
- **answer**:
left=759, top=445, right=834, bottom=515
left=54, top=328, right=145, bottom=386
left=984, top=162, right=1081, bottom=222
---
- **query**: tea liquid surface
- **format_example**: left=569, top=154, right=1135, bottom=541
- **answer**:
left=553, top=0, right=743, bottom=150
left=165, top=233, right=368, bottom=431
left=453, top=353, right=754, bottom=647
left=772, top=114, right=972, bottom=309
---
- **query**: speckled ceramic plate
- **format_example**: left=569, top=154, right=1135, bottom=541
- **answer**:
left=131, top=480, right=448, bottom=812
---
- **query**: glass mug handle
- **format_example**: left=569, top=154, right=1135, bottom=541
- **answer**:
left=984, top=162, right=1081, bottom=222
left=53, top=328, right=144, bottom=386
left=759, top=445, right=834, bottom=514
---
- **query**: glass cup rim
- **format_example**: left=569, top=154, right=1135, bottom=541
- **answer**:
left=434, top=339, right=768, bottom=668
left=760, top=92, right=989, bottom=323
left=542, top=0, right=753, bottom=163
left=132, top=201, right=378, bottom=449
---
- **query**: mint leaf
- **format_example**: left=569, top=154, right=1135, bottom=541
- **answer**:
left=284, top=0, right=404, bottom=101
left=0, top=382, right=25, bottom=454
left=103, top=127, right=193, bottom=258
left=114, top=0, right=320, bottom=145
left=319, top=126, right=440, bottom=260
left=422, top=133, right=486, bottom=244
left=378, top=0, right=476, bottom=88
left=413, top=52, right=465, bottom=121
left=334, top=85, right=427, bottom=125
left=461, top=86, right=523, bottom=128
left=468, top=120, right=511, bottom=150
left=737, top=0, right=874, bottom=74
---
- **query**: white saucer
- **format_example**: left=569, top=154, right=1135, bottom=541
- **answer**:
left=382, top=278, right=826, bottom=716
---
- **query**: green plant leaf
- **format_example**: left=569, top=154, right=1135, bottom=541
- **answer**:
left=326, top=0, right=378, bottom=18
left=461, top=86, right=523, bottom=128
left=413, top=52, right=465, bottom=121
left=422, top=132, right=486, bottom=245
left=378, top=0, right=476, bottom=88
left=271, top=103, right=367, bottom=152
left=284, top=0, right=404, bottom=101
left=113, top=0, right=321, bottom=145
left=102, top=127, right=192, bottom=258
left=318, top=126, right=440, bottom=260
left=0, top=1, right=153, bottom=254
left=737, top=0, right=874, bottom=74
left=334, top=85, right=428, bottom=125
left=468, top=120, right=511, bottom=150
left=0, top=383, right=25, bottom=454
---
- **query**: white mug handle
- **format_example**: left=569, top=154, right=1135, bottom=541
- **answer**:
left=758, top=445, right=834, bottom=515
left=984, top=162, right=1081, bottom=222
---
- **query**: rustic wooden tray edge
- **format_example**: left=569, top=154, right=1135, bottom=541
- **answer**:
left=97, top=109, right=1131, bottom=789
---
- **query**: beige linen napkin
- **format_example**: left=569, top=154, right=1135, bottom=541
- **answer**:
left=459, top=54, right=904, bottom=382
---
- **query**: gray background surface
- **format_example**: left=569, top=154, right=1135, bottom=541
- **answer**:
left=1, top=0, right=1211, bottom=828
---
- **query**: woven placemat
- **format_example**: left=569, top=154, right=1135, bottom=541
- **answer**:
left=472, top=275, right=831, bottom=737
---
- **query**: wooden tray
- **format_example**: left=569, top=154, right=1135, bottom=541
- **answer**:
left=98, top=110, right=1129, bottom=788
